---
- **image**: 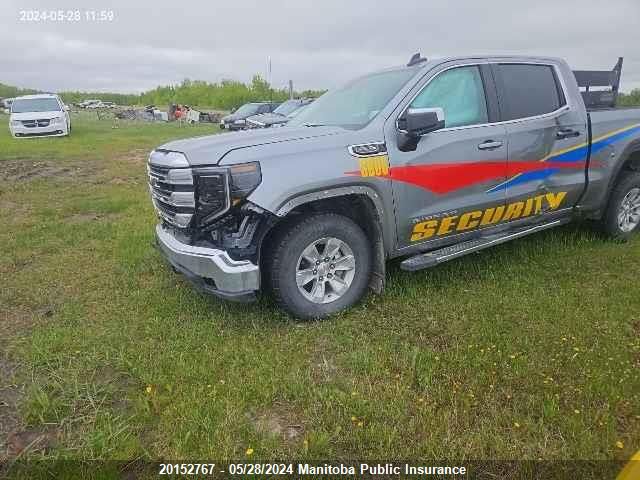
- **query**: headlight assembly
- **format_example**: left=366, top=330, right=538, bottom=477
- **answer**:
left=229, top=162, right=261, bottom=205
left=194, top=162, right=261, bottom=227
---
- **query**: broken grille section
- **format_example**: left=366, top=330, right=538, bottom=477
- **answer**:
left=147, top=159, right=195, bottom=229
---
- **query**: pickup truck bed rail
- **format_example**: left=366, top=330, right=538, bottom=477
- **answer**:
left=573, top=57, right=623, bottom=110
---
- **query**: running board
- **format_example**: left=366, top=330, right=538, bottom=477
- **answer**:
left=400, top=219, right=569, bottom=272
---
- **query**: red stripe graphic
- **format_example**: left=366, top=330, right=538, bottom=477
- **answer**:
left=348, top=161, right=586, bottom=194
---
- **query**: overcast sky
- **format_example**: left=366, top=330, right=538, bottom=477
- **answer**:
left=2, top=0, right=639, bottom=94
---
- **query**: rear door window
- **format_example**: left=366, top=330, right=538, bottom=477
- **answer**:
left=496, top=64, right=564, bottom=120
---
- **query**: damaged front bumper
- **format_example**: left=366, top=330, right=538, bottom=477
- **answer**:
left=155, top=224, right=260, bottom=302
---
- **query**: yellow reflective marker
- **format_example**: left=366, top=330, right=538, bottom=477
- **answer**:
left=358, top=155, right=389, bottom=177
left=617, top=451, right=640, bottom=480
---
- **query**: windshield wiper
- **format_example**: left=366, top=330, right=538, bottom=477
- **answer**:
left=303, top=122, right=325, bottom=127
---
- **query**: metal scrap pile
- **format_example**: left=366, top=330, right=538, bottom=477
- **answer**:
left=114, top=105, right=167, bottom=122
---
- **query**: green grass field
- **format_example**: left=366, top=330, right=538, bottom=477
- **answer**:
left=1, top=112, right=639, bottom=477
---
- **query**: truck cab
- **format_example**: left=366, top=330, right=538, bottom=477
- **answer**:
left=148, top=54, right=640, bottom=319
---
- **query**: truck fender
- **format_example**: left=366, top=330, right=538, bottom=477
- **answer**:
left=604, top=138, right=640, bottom=203
left=274, top=185, right=388, bottom=294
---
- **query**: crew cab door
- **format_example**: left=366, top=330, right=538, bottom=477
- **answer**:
left=490, top=63, right=589, bottom=217
left=385, top=63, right=508, bottom=250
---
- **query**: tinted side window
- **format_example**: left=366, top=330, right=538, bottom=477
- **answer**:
left=410, top=66, right=489, bottom=128
left=497, top=64, right=563, bottom=120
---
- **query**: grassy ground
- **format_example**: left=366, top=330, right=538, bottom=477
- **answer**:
left=0, top=112, right=639, bottom=476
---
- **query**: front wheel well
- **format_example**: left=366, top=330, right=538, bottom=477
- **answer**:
left=260, top=194, right=386, bottom=294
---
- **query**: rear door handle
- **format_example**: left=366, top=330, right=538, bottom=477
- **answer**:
left=556, top=128, right=581, bottom=140
left=478, top=140, right=503, bottom=150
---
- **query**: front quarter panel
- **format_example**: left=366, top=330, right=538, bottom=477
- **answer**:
left=219, top=129, right=398, bottom=250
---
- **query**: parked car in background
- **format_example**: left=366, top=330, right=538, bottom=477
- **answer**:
left=246, top=98, right=314, bottom=129
left=219, top=102, right=280, bottom=130
left=9, top=94, right=71, bottom=138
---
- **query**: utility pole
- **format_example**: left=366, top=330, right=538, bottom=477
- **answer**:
left=267, top=56, right=272, bottom=101
left=288, top=80, right=293, bottom=99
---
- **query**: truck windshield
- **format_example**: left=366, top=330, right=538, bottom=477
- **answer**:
left=289, top=68, right=417, bottom=129
left=11, top=98, right=61, bottom=113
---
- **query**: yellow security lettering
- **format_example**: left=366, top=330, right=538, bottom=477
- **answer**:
left=534, top=195, right=545, bottom=214
left=502, top=201, right=525, bottom=221
left=457, top=210, right=482, bottom=231
left=545, top=191, right=567, bottom=210
left=411, top=220, right=438, bottom=242
left=522, top=198, right=534, bottom=217
left=480, top=206, right=505, bottom=226
left=437, top=216, right=458, bottom=236
left=409, top=191, right=568, bottom=242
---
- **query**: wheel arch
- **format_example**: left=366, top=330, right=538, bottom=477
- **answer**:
left=590, top=140, right=640, bottom=220
left=261, top=187, right=389, bottom=294
left=609, top=140, right=640, bottom=193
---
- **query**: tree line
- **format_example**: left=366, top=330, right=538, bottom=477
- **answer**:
left=0, top=76, right=325, bottom=110
left=2, top=77, right=639, bottom=109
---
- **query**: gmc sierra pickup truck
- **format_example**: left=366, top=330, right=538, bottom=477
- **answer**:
left=148, top=54, right=640, bottom=319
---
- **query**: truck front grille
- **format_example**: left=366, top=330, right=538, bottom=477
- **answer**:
left=147, top=162, right=195, bottom=229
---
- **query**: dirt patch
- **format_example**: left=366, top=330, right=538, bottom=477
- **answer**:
left=249, top=402, right=305, bottom=444
left=0, top=306, right=55, bottom=344
left=3, top=427, right=58, bottom=459
left=1, top=308, right=39, bottom=345
left=122, top=149, right=151, bottom=165
left=1, top=160, right=99, bottom=183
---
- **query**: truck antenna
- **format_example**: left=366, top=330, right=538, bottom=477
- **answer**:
left=407, top=52, right=427, bottom=67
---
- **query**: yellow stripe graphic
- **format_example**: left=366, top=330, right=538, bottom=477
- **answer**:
left=491, top=123, right=640, bottom=192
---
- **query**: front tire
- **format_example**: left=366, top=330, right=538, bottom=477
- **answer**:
left=602, top=172, right=640, bottom=240
left=268, top=213, right=372, bottom=320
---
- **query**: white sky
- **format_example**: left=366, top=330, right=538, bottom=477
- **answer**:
left=2, top=0, right=639, bottom=93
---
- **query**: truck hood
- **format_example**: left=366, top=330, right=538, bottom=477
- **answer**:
left=10, top=111, right=63, bottom=121
left=158, top=126, right=345, bottom=166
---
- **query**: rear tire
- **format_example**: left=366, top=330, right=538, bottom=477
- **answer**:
left=602, top=172, right=640, bottom=240
left=268, top=213, right=372, bottom=320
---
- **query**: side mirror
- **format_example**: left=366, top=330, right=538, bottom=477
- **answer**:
left=63, top=105, right=70, bottom=111
left=403, top=107, right=445, bottom=136
left=397, top=107, right=445, bottom=152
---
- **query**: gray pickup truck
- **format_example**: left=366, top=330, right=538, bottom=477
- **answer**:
left=148, top=54, right=640, bottom=319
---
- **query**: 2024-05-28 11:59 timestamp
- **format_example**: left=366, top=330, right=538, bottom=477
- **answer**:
left=18, top=10, right=115, bottom=22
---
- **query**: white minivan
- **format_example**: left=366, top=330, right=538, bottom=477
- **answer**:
left=9, top=94, right=71, bottom=138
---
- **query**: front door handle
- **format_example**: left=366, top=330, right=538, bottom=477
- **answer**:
left=556, top=128, right=581, bottom=140
left=478, top=140, right=503, bottom=150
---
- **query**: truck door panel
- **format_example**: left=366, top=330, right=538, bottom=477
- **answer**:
left=385, top=64, right=508, bottom=249
left=491, top=63, right=589, bottom=214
